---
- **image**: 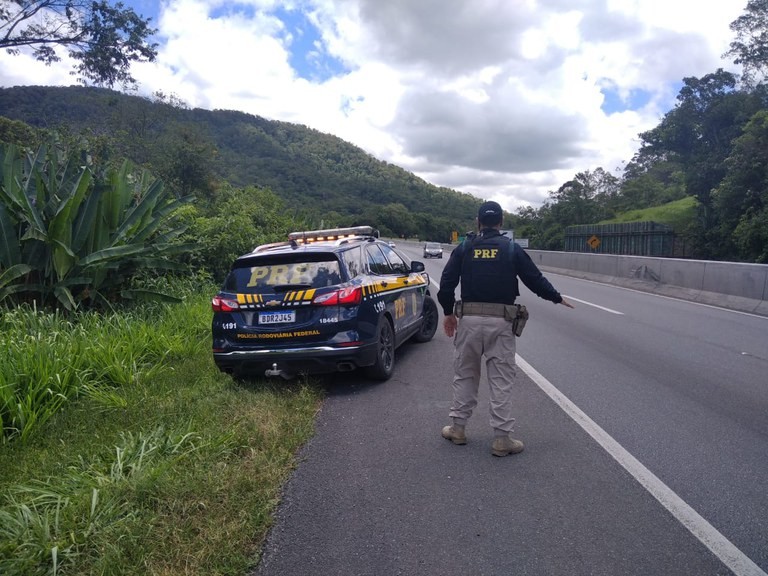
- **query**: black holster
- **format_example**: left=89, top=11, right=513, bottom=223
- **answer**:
left=503, top=304, right=529, bottom=337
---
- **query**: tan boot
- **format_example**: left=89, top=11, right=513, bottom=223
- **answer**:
left=441, top=425, right=467, bottom=445
left=491, top=436, right=524, bottom=456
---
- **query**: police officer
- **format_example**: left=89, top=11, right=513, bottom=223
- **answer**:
left=437, top=201, right=574, bottom=456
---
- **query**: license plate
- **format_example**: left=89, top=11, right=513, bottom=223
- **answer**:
left=259, top=311, right=296, bottom=325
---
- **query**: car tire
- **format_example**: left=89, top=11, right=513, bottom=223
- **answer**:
left=413, top=296, right=438, bottom=343
left=365, top=316, right=395, bottom=380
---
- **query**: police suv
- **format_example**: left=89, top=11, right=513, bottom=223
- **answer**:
left=211, top=226, right=439, bottom=380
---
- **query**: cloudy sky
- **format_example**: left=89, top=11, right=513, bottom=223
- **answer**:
left=0, top=0, right=747, bottom=212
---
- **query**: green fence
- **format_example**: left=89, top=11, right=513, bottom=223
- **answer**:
left=564, top=222, right=676, bottom=257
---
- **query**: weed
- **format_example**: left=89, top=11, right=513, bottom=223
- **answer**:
left=0, top=287, right=323, bottom=574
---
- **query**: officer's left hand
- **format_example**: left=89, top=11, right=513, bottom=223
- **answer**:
left=559, top=298, right=575, bottom=309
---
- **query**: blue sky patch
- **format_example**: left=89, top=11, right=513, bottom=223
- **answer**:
left=123, top=0, right=161, bottom=27
left=601, top=86, right=652, bottom=114
left=123, top=1, right=348, bottom=83
left=210, top=4, right=251, bottom=19
left=274, top=6, right=348, bottom=82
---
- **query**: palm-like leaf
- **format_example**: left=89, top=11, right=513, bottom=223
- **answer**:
left=0, top=264, right=32, bottom=302
left=0, top=263, right=32, bottom=288
left=0, top=204, right=22, bottom=267
left=0, top=139, right=194, bottom=308
left=50, top=165, right=92, bottom=280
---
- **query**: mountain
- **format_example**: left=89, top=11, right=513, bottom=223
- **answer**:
left=0, top=85, right=484, bottom=238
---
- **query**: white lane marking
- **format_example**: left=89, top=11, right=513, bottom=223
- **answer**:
left=516, top=354, right=767, bottom=576
left=548, top=272, right=768, bottom=321
left=428, top=281, right=623, bottom=317
left=564, top=295, right=624, bottom=315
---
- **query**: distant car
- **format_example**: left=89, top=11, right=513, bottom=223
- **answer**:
left=211, top=226, right=439, bottom=381
left=423, top=242, right=443, bottom=259
left=388, top=241, right=397, bottom=248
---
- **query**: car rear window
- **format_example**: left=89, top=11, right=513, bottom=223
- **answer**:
left=224, top=254, right=342, bottom=293
left=340, top=246, right=364, bottom=279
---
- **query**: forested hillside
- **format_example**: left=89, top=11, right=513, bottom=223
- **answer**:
left=0, top=85, right=480, bottom=241
left=2, top=64, right=768, bottom=263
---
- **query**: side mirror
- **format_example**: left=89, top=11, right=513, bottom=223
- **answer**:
left=410, top=261, right=425, bottom=273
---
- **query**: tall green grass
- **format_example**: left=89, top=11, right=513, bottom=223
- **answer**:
left=599, top=196, right=698, bottom=231
left=0, top=295, right=209, bottom=443
left=0, top=282, right=323, bottom=575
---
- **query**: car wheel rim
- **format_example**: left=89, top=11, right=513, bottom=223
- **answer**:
left=422, top=303, right=437, bottom=336
left=380, top=324, right=394, bottom=369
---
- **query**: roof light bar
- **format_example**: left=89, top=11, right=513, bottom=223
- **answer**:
left=288, top=226, right=378, bottom=244
left=250, top=241, right=291, bottom=253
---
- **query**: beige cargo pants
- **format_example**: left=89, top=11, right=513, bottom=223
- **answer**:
left=449, top=314, right=517, bottom=433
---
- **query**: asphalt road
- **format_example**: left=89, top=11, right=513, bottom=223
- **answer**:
left=254, top=241, right=768, bottom=576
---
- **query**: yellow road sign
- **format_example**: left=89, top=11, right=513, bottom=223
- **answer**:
left=588, top=235, right=601, bottom=250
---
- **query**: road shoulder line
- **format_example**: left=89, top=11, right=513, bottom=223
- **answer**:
left=516, top=354, right=766, bottom=576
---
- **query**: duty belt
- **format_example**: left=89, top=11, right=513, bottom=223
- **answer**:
left=456, top=301, right=507, bottom=318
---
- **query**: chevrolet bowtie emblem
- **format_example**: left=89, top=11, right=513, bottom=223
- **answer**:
left=265, top=299, right=282, bottom=307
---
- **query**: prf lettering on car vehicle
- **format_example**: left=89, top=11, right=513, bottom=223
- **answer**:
left=211, top=225, right=439, bottom=381
left=246, top=264, right=314, bottom=286
left=473, top=248, right=500, bottom=259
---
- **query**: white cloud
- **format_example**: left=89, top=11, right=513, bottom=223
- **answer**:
left=0, top=49, right=77, bottom=87
left=0, top=0, right=747, bottom=213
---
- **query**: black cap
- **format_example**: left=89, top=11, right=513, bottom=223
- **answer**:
left=478, top=201, right=503, bottom=224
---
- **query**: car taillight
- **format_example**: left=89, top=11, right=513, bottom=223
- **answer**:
left=212, top=296, right=239, bottom=312
left=313, top=286, right=362, bottom=306
left=338, top=286, right=362, bottom=305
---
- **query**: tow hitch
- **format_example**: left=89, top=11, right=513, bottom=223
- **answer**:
left=265, top=363, right=294, bottom=380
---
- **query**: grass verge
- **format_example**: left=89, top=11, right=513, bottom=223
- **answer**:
left=0, top=291, right=323, bottom=575
left=599, top=196, right=698, bottom=230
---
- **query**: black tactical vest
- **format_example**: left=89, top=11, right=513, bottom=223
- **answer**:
left=459, top=231, right=518, bottom=304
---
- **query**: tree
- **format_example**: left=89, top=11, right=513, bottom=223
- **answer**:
left=636, top=70, right=764, bottom=256
left=153, top=123, right=218, bottom=199
left=713, top=109, right=768, bottom=261
left=373, top=203, right=417, bottom=239
left=725, top=0, right=768, bottom=87
left=620, top=155, right=686, bottom=212
left=0, top=115, right=39, bottom=148
left=547, top=169, right=619, bottom=227
left=0, top=1, right=157, bottom=88
left=180, top=184, right=305, bottom=282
